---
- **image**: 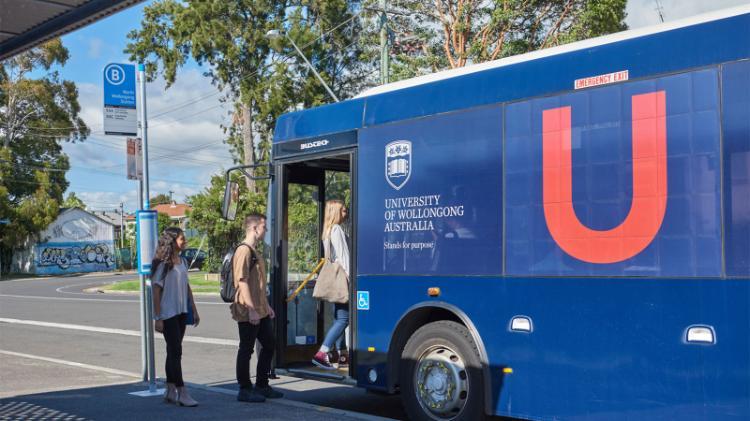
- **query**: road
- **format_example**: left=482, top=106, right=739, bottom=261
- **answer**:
left=0, top=272, right=406, bottom=420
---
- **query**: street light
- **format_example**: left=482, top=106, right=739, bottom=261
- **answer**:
left=266, top=29, right=340, bottom=103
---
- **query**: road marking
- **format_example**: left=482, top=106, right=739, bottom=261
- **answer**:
left=56, top=280, right=118, bottom=295
left=0, top=293, right=226, bottom=305
left=0, top=318, right=238, bottom=346
left=0, top=349, right=141, bottom=378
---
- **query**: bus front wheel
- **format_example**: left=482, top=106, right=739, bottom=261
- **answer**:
left=400, top=320, right=485, bottom=421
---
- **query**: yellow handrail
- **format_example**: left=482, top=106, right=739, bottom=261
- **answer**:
left=286, top=258, right=326, bottom=303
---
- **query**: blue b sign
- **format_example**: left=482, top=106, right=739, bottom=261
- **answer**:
left=357, top=291, right=370, bottom=310
left=103, top=63, right=137, bottom=136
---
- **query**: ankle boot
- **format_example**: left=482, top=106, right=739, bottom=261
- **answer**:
left=176, top=386, right=199, bottom=407
left=164, top=383, right=177, bottom=403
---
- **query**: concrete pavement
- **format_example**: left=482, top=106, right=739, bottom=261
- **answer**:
left=0, top=274, right=407, bottom=420
left=0, top=352, right=388, bottom=420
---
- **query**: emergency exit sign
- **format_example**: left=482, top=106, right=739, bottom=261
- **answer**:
left=574, top=70, right=629, bottom=90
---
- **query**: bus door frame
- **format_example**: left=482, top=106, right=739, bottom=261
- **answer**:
left=270, top=147, right=358, bottom=379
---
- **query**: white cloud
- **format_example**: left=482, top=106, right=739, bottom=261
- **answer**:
left=78, top=190, right=137, bottom=211
left=87, top=38, right=104, bottom=59
left=65, top=68, right=234, bottom=212
left=626, top=0, right=749, bottom=29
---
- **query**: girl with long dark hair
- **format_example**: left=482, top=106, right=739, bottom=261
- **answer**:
left=151, top=226, right=200, bottom=407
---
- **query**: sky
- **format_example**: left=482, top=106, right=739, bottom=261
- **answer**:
left=48, top=0, right=749, bottom=213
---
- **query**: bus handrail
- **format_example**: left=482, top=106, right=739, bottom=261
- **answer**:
left=286, top=258, right=326, bottom=303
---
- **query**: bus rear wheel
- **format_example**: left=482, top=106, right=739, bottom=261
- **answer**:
left=400, top=320, right=485, bottom=421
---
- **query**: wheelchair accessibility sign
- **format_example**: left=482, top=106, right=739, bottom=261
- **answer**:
left=357, top=291, right=370, bottom=310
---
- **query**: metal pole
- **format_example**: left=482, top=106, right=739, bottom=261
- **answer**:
left=120, top=203, right=124, bottom=250
left=285, top=35, right=340, bottom=102
left=138, top=63, right=157, bottom=393
left=380, top=0, right=389, bottom=85
left=136, top=68, right=147, bottom=382
left=137, top=180, right=147, bottom=381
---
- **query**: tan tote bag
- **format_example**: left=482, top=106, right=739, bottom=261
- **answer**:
left=313, top=238, right=349, bottom=304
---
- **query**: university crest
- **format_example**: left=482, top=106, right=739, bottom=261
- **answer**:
left=385, top=140, right=412, bottom=190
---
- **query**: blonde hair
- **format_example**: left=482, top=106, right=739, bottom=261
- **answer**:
left=322, top=199, right=345, bottom=240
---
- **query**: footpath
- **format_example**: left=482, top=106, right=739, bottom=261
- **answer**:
left=0, top=351, right=394, bottom=421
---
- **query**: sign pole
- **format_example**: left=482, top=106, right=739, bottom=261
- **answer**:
left=137, top=178, right=147, bottom=382
left=105, top=62, right=159, bottom=397
left=138, top=63, right=157, bottom=394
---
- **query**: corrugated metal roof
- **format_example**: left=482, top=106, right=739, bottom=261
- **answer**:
left=0, top=0, right=143, bottom=61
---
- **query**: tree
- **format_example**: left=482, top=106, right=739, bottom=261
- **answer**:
left=150, top=193, right=172, bottom=206
left=383, top=0, right=627, bottom=80
left=0, top=39, right=89, bottom=274
left=128, top=0, right=370, bottom=267
left=156, top=212, right=174, bottom=235
left=187, top=174, right=266, bottom=272
left=126, top=0, right=287, bottom=193
left=63, top=192, right=86, bottom=209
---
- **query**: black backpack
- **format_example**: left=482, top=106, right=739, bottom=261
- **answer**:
left=219, top=243, right=256, bottom=303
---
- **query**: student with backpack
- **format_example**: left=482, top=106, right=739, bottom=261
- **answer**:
left=228, top=213, right=284, bottom=403
left=152, top=227, right=200, bottom=407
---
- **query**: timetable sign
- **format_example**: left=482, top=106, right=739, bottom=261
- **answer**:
left=103, top=63, right=137, bottom=136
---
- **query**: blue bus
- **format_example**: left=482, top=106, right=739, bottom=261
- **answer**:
left=223, top=6, right=750, bottom=420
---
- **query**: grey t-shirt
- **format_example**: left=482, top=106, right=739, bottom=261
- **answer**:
left=153, top=260, right=189, bottom=320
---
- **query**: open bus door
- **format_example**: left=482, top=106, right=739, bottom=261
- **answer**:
left=274, top=151, right=354, bottom=381
left=223, top=151, right=356, bottom=382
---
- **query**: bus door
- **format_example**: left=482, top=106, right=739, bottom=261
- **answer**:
left=273, top=152, right=354, bottom=380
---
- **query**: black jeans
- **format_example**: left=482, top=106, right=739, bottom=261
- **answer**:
left=162, top=313, right=187, bottom=387
left=237, top=316, right=275, bottom=389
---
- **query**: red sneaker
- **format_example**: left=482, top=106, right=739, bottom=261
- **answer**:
left=312, top=351, right=335, bottom=370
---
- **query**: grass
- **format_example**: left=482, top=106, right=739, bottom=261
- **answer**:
left=104, top=274, right=219, bottom=294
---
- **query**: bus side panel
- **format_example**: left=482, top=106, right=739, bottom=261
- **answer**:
left=722, top=60, right=750, bottom=277
left=354, top=65, right=750, bottom=419
left=505, top=68, right=722, bottom=278
left=355, top=276, right=750, bottom=420
left=357, top=104, right=504, bottom=277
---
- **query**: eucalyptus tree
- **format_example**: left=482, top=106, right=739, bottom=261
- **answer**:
left=0, top=39, right=89, bottom=274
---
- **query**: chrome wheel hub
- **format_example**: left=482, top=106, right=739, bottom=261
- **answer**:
left=414, top=345, right=469, bottom=419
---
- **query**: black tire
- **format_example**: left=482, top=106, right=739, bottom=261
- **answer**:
left=400, top=320, right=485, bottom=421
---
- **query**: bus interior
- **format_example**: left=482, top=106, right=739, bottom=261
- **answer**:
left=273, top=151, right=356, bottom=381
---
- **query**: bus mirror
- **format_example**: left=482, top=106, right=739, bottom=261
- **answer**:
left=222, top=181, right=240, bottom=221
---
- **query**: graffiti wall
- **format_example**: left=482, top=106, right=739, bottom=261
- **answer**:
left=34, top=208, right=116, bottom=275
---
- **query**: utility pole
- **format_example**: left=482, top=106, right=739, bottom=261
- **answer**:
left=380, top=0, right=389, bottom=85
left=654, top=0, right=665, bottom=23
left=119, top=202, right=124, bottom=249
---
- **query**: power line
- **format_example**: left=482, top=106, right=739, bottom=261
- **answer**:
left=1, top=178, right=136, bottom=193
left=14, top=7, right=370, bottom=133
left=146, top=8, right=367, bottom=122
left=2, top=157, right=215, bottom=186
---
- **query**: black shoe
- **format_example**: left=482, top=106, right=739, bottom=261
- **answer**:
left=254, top=385, right=283, bottom=399
left=237, top=387, right=266, bottom=403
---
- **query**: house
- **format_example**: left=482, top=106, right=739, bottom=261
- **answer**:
left=152, top=202, right=197, bottom=237
left=11, top=208, right=117, bottom=275
left=91, top=210, right=125, bottom=246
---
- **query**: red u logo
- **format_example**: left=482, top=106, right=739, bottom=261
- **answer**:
left=542, top=91, right=667, bottom=264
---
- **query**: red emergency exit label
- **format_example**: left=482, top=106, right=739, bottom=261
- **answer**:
left=574, top=70, right=629, bottom=90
